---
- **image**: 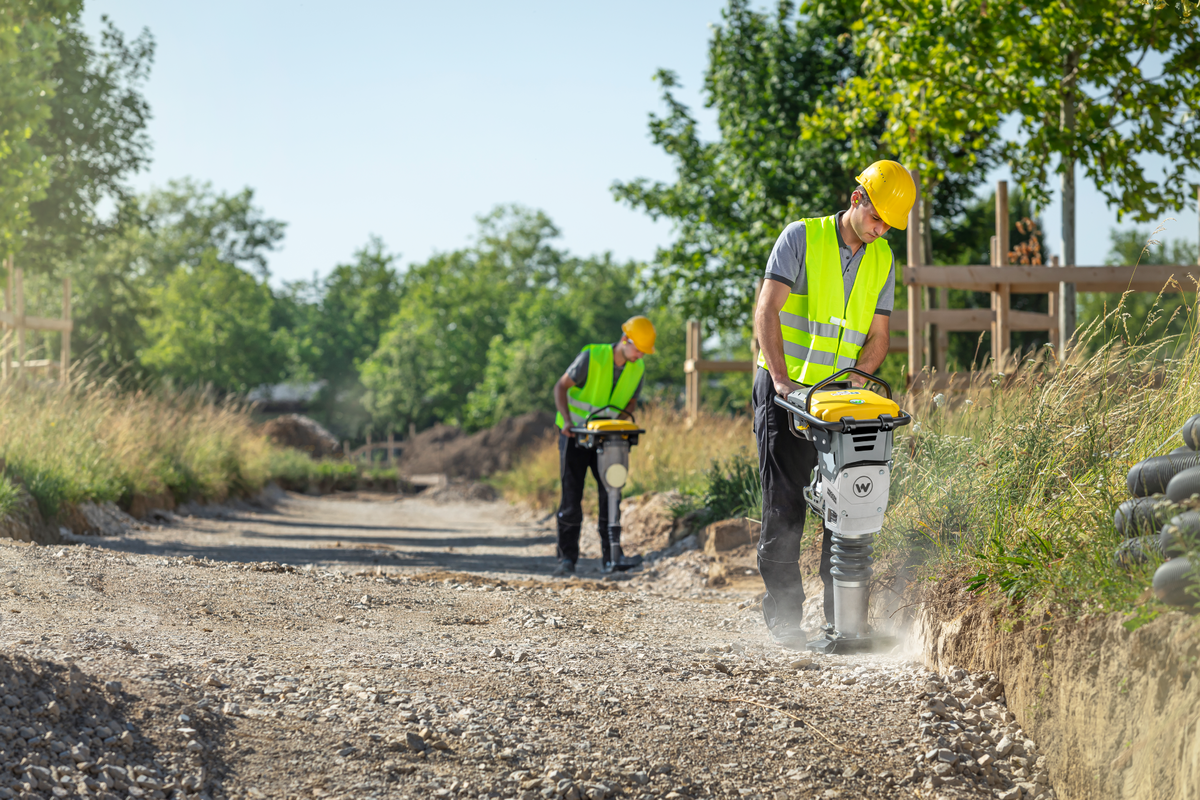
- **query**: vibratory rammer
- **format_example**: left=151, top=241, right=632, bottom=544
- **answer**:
left=569, top=407, right=645, bottom=573
left=773, top=368, right=912, bottom=654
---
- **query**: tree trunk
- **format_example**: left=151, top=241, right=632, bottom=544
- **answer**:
left=1058, top=49, right=1080, bottom=358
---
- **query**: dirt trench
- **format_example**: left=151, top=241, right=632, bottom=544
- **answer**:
left=914, top=578, right=1200, bottom=800
left=0, top=492, right=1052, bottom=800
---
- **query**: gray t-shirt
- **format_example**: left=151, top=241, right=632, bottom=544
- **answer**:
left=764, top=211, right=895, bottom=316
left=565, top=351, right=644, bottom=401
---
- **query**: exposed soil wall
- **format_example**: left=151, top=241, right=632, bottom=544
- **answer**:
left=914, top=580, right=1200, bottom=800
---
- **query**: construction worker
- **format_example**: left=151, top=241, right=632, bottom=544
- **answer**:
left=552, top=316, right=656, bottom=576
left=752, top=161, right=915, bottom=648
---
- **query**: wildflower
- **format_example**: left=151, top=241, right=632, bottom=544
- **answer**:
left=933, top=393, right=946, bottom=408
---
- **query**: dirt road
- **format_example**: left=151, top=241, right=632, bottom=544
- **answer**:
left=0, top=493, right=1052, bottom=800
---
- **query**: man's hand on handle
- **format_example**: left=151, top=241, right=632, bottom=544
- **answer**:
left=772, top=375, right=800, bottom=400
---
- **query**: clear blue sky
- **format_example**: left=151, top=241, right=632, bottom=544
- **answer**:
left=84, top=1, right=1198, bottom=285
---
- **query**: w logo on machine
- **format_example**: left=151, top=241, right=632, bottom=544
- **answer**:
left=852, top=476, right=873, bottom=497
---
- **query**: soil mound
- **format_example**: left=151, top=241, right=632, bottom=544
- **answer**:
left=396, top=411, right=555, bottom=480
left=261, top=414, right=339, bottom=457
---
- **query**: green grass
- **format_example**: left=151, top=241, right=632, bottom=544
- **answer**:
left=0, top=476, right=20, bottom=519
left=0, top=379, right=274, bottom=518
left=881, top=292, right=1200, bottom=620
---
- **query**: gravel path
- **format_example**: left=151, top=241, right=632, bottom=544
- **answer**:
left=0, top=493, right=1055, bottom=800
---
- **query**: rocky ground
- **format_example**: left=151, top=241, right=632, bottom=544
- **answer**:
left=0, top=492, right=1056, bottom=800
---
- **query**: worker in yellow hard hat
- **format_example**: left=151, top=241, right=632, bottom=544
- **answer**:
left=751, top=160, right=916, bottom=648
left=551, top=316, right=656, bottom=576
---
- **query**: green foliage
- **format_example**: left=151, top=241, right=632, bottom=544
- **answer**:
left=140, top=251, right=284, bottom=392
left=20, top=14, right=153, bottom=273
left=274, top=237, right=401, bottom=439
left=0, top=380, right=276, bottom=519
left=361, top=207, right=562, bottom=433
left=821, top=0, right=1200, bottom=222
left=883, top=295, right=1200, bottom=617
left=699, top=451, right=762, bottom=524
left=463, top=255, right=638, bottom=429
left=615, top=0, right=989, bottom=331
left=0, top=0, right=84, bottom=254
left=361, top=206, right=660, bottom=435
left=0, top=475, right=18, bottom=519
left=613, top=0, right=864, bottom=329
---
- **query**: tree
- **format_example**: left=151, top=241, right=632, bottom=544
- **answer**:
left=821, top=1, right=1200, bottom=267
left=0, top=0, right=83, bottom=254
left=614, top=0, right=990, bottom=331
left=134, top=178, right=286, bottom=280
left=139, top=250, right=284, bottom=392
left=57, top=181, right=286, bottom=377
left=359, top=206, right=565, bottom=434
left=20, top=14, right=153, bottom=274
left=462, top=256, right=639, bottom=429
left=276, top=237, right=402, bottom=439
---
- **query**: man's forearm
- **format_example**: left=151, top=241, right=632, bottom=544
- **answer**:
left=553, top=382, right=572, bottom=425
left=856, top=328, right=889, bottom=374
left=755, top=308, right=789, bottom=380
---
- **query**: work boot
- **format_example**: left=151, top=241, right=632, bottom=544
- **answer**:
left=601, top=546, right=643, bottom=574
left=552, top=559, right=576, bottom=577
left=767, top=620, right=809, bottom=651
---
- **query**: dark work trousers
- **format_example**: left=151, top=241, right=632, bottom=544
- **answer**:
left=752, top=367, right=834, bottom=631
left=556, top=433, right=611, bottom=565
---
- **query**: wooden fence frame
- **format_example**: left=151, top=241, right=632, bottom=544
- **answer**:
left=0, top=258, right=73, bottom=382
left=683, top=177, right=1200, bottom=412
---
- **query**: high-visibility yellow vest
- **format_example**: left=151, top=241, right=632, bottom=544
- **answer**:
left=756, top=215, right=891, bottom=385
left=556, top=344, right=645, bottom=428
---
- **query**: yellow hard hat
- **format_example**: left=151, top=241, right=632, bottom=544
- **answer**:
left=621, top=315, right=656, bottom=354
left=855, top=160, right=916, bottom=230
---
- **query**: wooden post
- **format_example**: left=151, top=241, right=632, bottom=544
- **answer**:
left=365, top=430, right=372, bottom=464
left=1048, top=255, right=1060, bottom=354
left=60, top=277, right=71, bottom=383
left=685, top=319, right=701, bottom=419
left=343, top=440, right=350, bottom=459
left=387, top=431, right=395, bottom=466
left=906, top=169, right=923, bottom=384
left=14, top=268, right=24, bottom=376
left=935, top=288, right=948, bottom=374
left=993, top=181, right=1011, bottom=367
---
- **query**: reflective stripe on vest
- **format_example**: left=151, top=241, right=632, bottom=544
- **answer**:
left=555, top=343, right=645, bottom=428
left=756, top=215, right=891, bottom=385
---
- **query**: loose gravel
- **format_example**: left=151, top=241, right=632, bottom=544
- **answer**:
left=0, top=494, right=1056, bottom=800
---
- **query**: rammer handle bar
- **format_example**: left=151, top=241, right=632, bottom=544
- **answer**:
left=770, top=367, right=913, bottom=433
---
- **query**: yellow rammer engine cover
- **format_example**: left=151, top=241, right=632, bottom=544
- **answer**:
left=585, top=419, right=640, bottom=432
left=807, top=388, right=901, bottom=422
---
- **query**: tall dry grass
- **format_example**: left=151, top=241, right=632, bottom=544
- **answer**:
left=0, top=378, right=275, bottom=517
left=886, top=289, right=1200, bottom=619
left=492, top=403, right=755, bottom=511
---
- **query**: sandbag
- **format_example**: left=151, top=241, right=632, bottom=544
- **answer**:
left=1126, top=453, right=1200, bottom=497
left=1153, top=557, right=1198, bottom=610
left=1166, top=465, right=1200, bottom=503
left=1183, top=414, right=1200, bottom=450
left=1113, top=535, right=1163, bottom=569
left=1160, top=511, right=1200, bottom=560
left=1113, top=496, right=1176, bottom=537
